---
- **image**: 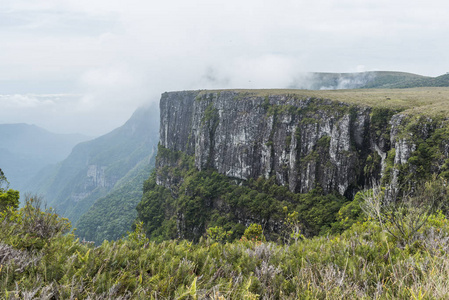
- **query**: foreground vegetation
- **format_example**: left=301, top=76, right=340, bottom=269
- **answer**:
left=2, top=175, right=449, bottom=299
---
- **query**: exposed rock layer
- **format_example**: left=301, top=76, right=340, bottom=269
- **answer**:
left=159, top=90, right=413, bottom=197
left=149, top=89, right=449, bottom=240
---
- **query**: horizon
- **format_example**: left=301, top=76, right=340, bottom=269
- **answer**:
left=0, top=69, right=447, bottom=136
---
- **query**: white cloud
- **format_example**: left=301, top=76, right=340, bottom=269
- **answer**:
left=0, top=93, right=142, bottom=135
left=1, top=94, right=55, bottom=108
left=2, top=0, right=449, bottom=134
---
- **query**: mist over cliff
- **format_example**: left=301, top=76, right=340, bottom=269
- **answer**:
left=288, top=71, right=449, bottom=90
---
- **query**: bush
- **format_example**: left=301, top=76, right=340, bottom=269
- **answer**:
left=206, top=226, right=233, bottom=243
left=0, top=194, right=71, bottom=250
left=361, top=177, right=449, bottom=247
left=243, top=224, right=266, bottom=242
left=0, top=169, right=19, bottom=212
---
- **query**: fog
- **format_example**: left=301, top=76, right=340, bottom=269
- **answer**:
left=2, top=0, right=449, bottom=135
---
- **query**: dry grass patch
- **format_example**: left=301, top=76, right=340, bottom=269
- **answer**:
left=198, top=87, right=449, bottom=117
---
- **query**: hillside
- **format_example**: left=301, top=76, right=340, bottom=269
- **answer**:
left=26, top=104, right=159, bottom=233
left=0, top=124, right=90, bottom=191
left=290, top=71, right=449, bottom=90
left=137, top=88, right=449, bottom=241
left=74, top=152, right=156, bottom=244
left=385, top=73, right=449, bottom=88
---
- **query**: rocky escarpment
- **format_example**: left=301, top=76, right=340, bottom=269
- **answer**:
left=160, top=91, right=401, bottom=197
left=144, top=89, right=449, bottom=241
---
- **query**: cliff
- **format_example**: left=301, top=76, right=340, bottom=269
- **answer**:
left=140, top=88, right=449, bottom=240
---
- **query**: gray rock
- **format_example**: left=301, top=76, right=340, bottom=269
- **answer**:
left=159, top=91, right=385, bottom=196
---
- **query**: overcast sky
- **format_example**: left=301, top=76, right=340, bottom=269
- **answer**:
left=1, top=0, right=449, bottom=136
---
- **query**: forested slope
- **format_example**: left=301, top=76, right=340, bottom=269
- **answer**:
left=75, top=153, right=156, bottom=244
left=24, top=104, right=159, bottom=242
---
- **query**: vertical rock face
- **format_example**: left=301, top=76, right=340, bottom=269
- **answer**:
left=159, top=90, right=449, bottom=199
left=86, top=165, right=108, bottom=188
left=159, top=91, right=382, bottom=197
left=148, top=89, right=449, bottom=240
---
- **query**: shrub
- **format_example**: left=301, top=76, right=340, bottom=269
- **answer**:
left=243, top=224, right=266, bottom=242
left=0, top=169, right=19, bottom=212
left=127, top=221, right=149, bottom=247
left=361, top=177, right=449, bottom=247
left=206, top=226, right=233, bottom=243
left=0, top=194, right=71, bottom=250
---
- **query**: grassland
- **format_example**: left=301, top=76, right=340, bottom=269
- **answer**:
left=199, top=87, right=449, bottom=117
left=3, top=198, right=449, bottom=299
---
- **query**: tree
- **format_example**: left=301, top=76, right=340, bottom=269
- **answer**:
left=0, top=168, right=20, bottom=211
left=0, top=167, right=8, bottom=192
left=206, top=226, right=233, bottom=243
left=283, top=207, right=304, bottom=243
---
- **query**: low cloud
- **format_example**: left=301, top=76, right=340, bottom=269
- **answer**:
left=1, top=94, right=56, bottom=108
left=0, top=93, right=146, bottom=136
left=2, top=0, right=449, bottom=135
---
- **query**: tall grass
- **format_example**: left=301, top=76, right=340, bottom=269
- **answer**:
left=2, top=202, right=449, bottom=299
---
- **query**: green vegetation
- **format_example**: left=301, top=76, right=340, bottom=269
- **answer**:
left=3, top=176, right=449, bottom=298
left=23, top=105, right=159, bottom=243
left=383, top=73, right=449, bottom=89
left=0, top=168, right=19, bottom=212
left=361, top=71, right=428, bottom=88
left=370, top=107, right=400, bottom=141
left=137, top=146, right=347, bottom=242
left=375, top=113, right=449, bottom=188
left=202, top=103, right=219, bottom=125
left=361, top=177, right=449, bottom=247
left=290, top=71, right=449, bottom=90
left=201, top=87, right=449, bottom=116
left=242, top=223, right=266, bottom=242
left=140, top=115, right=449, bottom=241
left=74, top=157, right=155, bottom=244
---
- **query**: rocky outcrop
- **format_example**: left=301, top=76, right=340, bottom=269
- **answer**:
left=86, top=164, right=108, bottom=188
left=160, top=91, right=393, bottom=197
left=159, top=90, right=449, bottom=199
left=143, top=89, right=449, bottom=240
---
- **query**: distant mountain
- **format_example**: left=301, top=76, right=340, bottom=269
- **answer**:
left=382, top=73, right=449, bottom=88
left=26, top=103, right=160, bottom=231
left=0, top=124, right=91, bottom=191
left=289, top=71, right=449, bottom=90
left=74, top=153, right=155, bottom=244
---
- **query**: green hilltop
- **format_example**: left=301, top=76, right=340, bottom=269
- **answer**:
left=200, top=87, right=449, bottom=116
left=290, top=70, right=449, bottom=90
